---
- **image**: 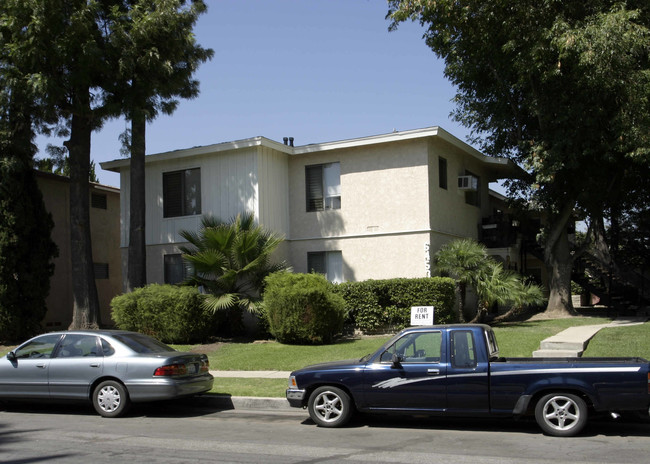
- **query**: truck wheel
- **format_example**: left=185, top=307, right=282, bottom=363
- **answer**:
left=535, top=393, right=587, bottom=437
left=93, top=380, right=130, bottom=418
left=308, top=386, right=352, bottom=427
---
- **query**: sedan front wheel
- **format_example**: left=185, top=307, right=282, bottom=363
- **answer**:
left=93, top=380, right=130, bottom=418
left=308, top=386, right=352, bottom=427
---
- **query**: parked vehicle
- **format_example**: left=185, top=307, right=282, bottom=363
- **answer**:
left=0, top=330, right=213, bottom=417
left=286, top=324, right=650, bottom=436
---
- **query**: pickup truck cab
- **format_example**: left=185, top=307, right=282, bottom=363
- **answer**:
left=286, top=324, right=650, bottom=436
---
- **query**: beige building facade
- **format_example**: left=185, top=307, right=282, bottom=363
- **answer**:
left=36, top=172, right=122, bottom=329
left=101, top=126, right=529, bottom=286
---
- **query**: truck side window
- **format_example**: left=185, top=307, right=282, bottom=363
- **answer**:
left=380, top=331, right=441, bottom=363
left=451, top=331, right=477, bottom=368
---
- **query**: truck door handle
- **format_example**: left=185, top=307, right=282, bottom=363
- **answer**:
left=427, top=369, right=440, bottom=375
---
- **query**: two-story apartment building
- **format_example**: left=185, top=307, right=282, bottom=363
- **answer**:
left=101, top=126, right=529, bottom=287
left=36, top=172, right=122, bottom=328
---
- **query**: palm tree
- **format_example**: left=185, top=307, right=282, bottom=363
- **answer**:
left=435, top=239, right=490, bottom=322
left=471, top=261, right=544, bottom=323
left=179, top=213, right=289, bottom=333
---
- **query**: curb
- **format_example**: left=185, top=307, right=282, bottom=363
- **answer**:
left=195, top=394, right=294, bottom=411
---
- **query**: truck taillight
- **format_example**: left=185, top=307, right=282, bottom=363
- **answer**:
left=154, top=364, right=187, bottom=376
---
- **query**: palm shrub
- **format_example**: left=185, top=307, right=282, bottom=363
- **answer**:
left=435, top=238, right=545, bottom=323
left=435, top=238, right=489, bottom=322
left=111, top=284, right=215, bottom=343
left=180, top=213, right=289, bottom=335
left=263, top=272, right=346, bottom=344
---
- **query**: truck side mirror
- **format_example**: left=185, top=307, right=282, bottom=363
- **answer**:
left=391, top=353, right=403, bottom=367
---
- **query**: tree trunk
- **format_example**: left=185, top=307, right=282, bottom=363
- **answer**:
left=543, top=203, right=576, bottom=317
left=127, top=111, right=147, bottom=292
left=457, top=282, right=466, bottom=323
left=67, top=94, right=101, bottom=329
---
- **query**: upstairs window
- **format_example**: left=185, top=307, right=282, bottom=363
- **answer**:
left=308, top=250, right=343, bottom=283
left=163, top=168, right=201, bottom=218
left=93, top=263, right=109, bottom=280
left=438, top=157, right=448, bottom=189
left=463, top=170, right=481, bottom=207
left=91, top=193, right=107, bottom=209
left=306, top=162, right=340, bottom=212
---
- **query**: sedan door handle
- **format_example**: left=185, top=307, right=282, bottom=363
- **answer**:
left=89, top=363, right=101, bottom=368
left=36, top=363, right=46, bottom=369
left=427, top=369, right=440, bottom=375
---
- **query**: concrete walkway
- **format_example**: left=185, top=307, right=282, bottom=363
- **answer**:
left=532, top=316, right=648, bottom=357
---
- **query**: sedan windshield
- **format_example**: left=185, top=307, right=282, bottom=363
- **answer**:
left=112, top=333, right=175, bottom=354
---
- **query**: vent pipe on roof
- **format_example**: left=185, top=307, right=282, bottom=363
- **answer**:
left=283, top=137, right=288, bottom=145
left=289, top=137, right=294, bottom=147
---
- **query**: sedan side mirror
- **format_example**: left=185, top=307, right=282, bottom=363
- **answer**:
left=6, top=351, right=16, bottom=361
left=391, top=353, right=403, bottom=367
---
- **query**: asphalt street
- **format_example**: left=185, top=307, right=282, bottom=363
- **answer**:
left=1, top=399, right=649, bottom=464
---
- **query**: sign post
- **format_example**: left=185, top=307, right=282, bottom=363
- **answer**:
left=410, top=306, right=434, bottom=326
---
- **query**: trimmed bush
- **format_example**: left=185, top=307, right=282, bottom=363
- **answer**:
left=111, top=284, right=216, bottom=343
left=263, top=272, right=346, bottom=344
left=334, top=277, right=456, bottom=333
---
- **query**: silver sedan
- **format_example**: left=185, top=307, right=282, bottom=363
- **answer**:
left=0, top=330, right=214, bottom=417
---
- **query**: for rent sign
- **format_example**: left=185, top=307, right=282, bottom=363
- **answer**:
left=410, top=306, right=434, bottom=325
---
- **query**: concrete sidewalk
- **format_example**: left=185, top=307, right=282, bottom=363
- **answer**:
left=210, top=370, right=290, bottom=379
left=532, top=316, right=647, bottom=357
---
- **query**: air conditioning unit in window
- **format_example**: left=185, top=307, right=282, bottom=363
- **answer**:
left=458, top=175, right=478, bottom=191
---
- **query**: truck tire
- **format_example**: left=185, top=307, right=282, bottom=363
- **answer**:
left=308, top=386, right=352, bottom=428
left=535, top=393, right=588, bottom=437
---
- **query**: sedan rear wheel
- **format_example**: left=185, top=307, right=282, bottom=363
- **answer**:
left=308, top=386, right=352, bottom=427
left=93, top=380, right=130, bottom=418
left=535, top=393, right=587, bottom=437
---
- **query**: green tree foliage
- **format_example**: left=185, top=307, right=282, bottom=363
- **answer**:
left=180, top=213, right=289, bottom=335
left=106, top=1, right=213, bottom=292
left=263, top=272, right=346, bottom=345
left=388, top=1, right=650, bottom=316
left=434, top=238, right=489, bottom=322
left=1, top=1, right=213, bottom=329
left=111, top=284, right=216, bottom=343
left=0, top=0, right=58, bottom=340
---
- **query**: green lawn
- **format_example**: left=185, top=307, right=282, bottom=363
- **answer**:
left=206, top=336, right=390, bottom=371
left=492, top=317, right=612, bottom=357
left=583, top=322, right=650, bottom=358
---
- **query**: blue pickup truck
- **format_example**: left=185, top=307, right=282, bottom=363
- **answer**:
left=286, top=324, right=650, bottom=436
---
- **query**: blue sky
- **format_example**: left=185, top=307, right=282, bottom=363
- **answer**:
left=37, top=0, right=470, bottom=188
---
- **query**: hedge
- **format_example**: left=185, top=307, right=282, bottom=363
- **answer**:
left=111, top=284, right=217, bottom=343
left=263, top=272, right=346, bottom=344
left=333, top=277, right=456, bottom=333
